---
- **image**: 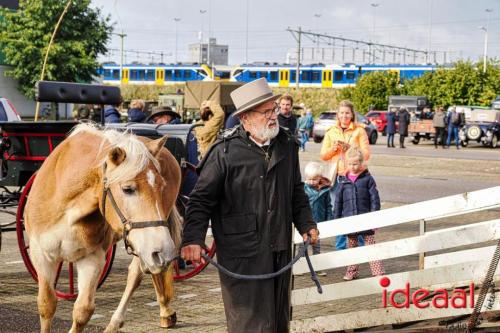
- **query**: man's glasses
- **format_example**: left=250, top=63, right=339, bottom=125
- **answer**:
left=252, top=106, right=280, bottom=119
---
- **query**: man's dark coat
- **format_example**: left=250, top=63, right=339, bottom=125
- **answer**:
left=182, top=125, right=315, bottom=333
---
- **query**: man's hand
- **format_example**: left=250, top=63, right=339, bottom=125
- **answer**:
left=303, top=228, right=319, bottom=245
left=181, top=244, right=205, bottom=263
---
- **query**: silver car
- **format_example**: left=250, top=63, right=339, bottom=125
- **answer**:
left=312, top=111, right=378, bottom=145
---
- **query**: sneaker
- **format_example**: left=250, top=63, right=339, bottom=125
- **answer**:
left=316, top=271, right=327, bottom=277
left=343, top=274, right=358, bottom=281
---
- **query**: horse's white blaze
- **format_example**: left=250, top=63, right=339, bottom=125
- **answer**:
left=155, top=201, right=162, bottom=220
left=147, top=170, right=155, bottom=188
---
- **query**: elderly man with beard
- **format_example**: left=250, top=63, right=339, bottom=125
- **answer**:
left=181, top=78, right=319, bottom=333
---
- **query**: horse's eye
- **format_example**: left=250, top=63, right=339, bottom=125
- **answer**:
left=122, top=186, right=136, bottom=195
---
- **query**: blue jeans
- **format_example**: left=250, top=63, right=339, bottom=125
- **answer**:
left=446, top=125, right=459, bottom=147
left=387, top=133, right=395, bottom=147
left=299, top=130, right=308, bottom=150
left=330, top=180, right=365, bottom=250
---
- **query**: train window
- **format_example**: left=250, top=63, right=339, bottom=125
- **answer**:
left=301, top=71, right=310, bottom=81
left=290, top=70, right=296, bottom=82
left=138, top=70, right=145, bottom=80
left=270, top=71, right=278, bottom=81
left=311, top=71, right=321, bottom=82
left=250, top=71, right=257, bottom=79
left=184, top=71, right=192, bottom=79
left=165, top=70, right=172, bottom=80
left=104, top=69, right=112, bottom=78
left=334, top=71, right=343, bottom=81
left=146, top=70, right=154, bottom=80
left=130, top=70, right=138, bottom=80
left=259, top=71, right=267, bottom=79
left=112, top=70, right=119, bottom=80
left=174, top=70, right=182, bottom=78
left=346, top=71, right=355, bottom=80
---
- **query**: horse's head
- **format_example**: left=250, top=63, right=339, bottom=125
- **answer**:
left=102, top=135, right=177, bottom=274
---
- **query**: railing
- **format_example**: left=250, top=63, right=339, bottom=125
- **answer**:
left=291, top=186, right=500, bottom=332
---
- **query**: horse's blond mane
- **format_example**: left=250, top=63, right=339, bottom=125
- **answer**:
left=70, top=123, right=160, bottom=184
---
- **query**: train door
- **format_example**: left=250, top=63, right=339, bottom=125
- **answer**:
left=322, top=70, right=333, bottom=88
left=279, top=69, right=290, bottom=87
left=155, top=68, right=165, bottom=85
left=389, top=69, right=400, bottom=83
left=121, top=68, right=129, bottom=84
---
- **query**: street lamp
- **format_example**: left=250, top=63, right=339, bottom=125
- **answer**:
left=478, top=26, right=488, bottom=74
left=174, top=18, right=181, bottom=63
left=313, top=14, right=322, bottom=61
left=199, top=10, right=207, bottom=64
left=245, top=0, right=249, bottom=63
left=480, top=8, right=494, bottom=73
left=370, top=3, right=379, bottom=64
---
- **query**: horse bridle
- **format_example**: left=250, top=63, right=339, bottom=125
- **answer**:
left=101, top=163, right=169, bottom=256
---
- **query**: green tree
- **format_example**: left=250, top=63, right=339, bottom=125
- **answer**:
left=340, top=71, right=400, bottom=114
left=0, top=0, right=112, bottom=98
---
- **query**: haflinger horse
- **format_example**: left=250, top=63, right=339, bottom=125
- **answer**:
left=24, top=124, right=182, bottom=333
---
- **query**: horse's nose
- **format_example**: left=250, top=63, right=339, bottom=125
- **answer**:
left=151, top=251, right=166, bottom=268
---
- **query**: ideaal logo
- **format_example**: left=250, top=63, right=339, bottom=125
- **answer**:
left=379, top=277, right=475, bottom=309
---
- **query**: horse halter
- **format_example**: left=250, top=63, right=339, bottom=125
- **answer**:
left=101, top=163, right=169, bottom=256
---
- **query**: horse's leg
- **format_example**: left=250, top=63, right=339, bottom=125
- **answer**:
left=151, top=263, right=177, bottom=328
left=69, top=250, right=106, bottom=333
left=31, top=241, right=58, bottom=333
left=104, top=256, right=144, bottom=333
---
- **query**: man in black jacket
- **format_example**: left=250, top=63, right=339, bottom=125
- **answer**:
left=277, top=94, right=297, bottom=135
left=181, top=78, right=318, bottom=333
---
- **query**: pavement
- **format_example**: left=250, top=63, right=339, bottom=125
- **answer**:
left=1, top=137, right=500, bottom=332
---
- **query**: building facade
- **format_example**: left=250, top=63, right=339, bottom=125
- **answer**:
left=189, top=38, right=228, bottom=65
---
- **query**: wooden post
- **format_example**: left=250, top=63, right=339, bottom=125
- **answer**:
left=419, top=219, right=426, bottom=270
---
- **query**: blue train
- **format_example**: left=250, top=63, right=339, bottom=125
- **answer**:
left=100, top=62, right=437, bottom=88
left=99, top=62, right=213, bottom=85
left=230, top=63, right=437, bottom=88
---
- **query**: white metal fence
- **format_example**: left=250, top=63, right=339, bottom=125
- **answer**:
left=291, top=186, right=500, bottom=332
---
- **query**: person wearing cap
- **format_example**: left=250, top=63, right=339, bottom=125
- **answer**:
left=146, top=106, right=182, bottom=124
left=194, top=100, right=225, bottom=159
left=181, top=78, right=319, bottom=333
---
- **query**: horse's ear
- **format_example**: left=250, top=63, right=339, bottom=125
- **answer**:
left=146, top=135, right=168, bottom=157
left=108, top=147, right=126, bottom=166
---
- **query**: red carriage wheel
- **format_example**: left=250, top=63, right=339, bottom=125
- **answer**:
left=16, top=173, right=116, bottom=300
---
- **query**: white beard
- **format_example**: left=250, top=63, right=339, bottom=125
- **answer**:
left=251, top=121, right=280, bottom=142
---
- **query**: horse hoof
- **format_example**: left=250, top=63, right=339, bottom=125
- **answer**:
left=160, top=312, right=177, bottom=328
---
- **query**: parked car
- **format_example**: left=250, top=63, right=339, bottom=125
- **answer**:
left=459, top=109, right=500, bottom=148
left=312, top=111, right=378, bottom=145
left=366, top=110, right=399, bottom=136
left=0, top=98, right=22, bottom=121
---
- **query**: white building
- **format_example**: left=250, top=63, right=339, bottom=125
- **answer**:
left=189, top=38, right=228, bottom=65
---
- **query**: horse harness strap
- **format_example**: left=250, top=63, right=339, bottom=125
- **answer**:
left=101, top=163, right=169, bottom=256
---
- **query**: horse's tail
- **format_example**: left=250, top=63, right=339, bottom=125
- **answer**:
left=168, top=205, right=183, bottom=251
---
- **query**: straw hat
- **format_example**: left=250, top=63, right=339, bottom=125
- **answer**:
left=230, top=78, right=281, bottom=117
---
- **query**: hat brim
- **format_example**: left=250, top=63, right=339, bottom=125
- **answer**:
left=146, top=110, right=181, bottom=122
left=231, top=93, right=281, bottom=117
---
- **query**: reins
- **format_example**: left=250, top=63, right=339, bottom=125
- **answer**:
left=201, top=237, right=323, bottom=294
left=101, top=162, right=169, bottom=256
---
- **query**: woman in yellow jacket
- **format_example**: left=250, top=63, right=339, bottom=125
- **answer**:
left=320, top=100, right=371, bottom=250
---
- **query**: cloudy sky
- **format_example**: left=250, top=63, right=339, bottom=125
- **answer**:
left=91, top=0, right=499, bottom=65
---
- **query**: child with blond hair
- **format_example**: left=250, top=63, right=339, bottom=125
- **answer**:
left=334, top=147, right=384, bottom=280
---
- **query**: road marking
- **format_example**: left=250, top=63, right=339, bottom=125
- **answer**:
left=90, top=314, right=104, bottom=320
left=146, top=301, right=159, bottom=307
left=208, top=287, right=221, bottom=293
left=5, top=260, right=23, bottom=265
left=178, top=293, right=197, bottom=299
